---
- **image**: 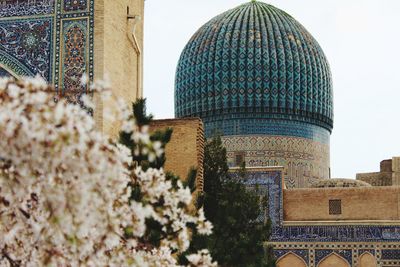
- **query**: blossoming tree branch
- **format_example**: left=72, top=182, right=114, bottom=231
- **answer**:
left=0, top=76, right=215, bottom=266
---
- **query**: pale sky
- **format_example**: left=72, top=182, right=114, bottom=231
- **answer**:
left=143, top=0, right=400, bottom=179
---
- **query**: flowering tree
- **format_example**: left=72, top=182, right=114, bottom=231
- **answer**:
left=0, top=76, right=215, bottom=266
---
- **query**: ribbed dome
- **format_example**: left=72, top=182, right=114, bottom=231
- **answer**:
left=175, top=1, right=333, bottom=131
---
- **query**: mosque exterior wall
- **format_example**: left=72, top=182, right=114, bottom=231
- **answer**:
left=150, top=118, right=205, bottom=192
left=0, top=0, right=95, bottom=100
left=206, top=118, right=331, bottom=188
left=0, top=0, right=144, bottom=137
left=223, top=134, right=329, bottom=188
left=231, top=167, right=400, bottom=267
left=284, top=187, right=400, bottom=221
left=94, top=0, right=144, bottom=136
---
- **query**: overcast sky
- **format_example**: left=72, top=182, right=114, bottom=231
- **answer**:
left=143, top=0, right=400, bottom=179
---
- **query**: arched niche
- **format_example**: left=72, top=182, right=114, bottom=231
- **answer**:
left=318, top=253, right=350, bottom=267
left=277, top=252, right=307, bottom=267
left=359, top=252, right=377, bottom=267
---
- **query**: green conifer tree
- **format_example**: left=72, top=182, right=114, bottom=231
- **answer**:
left=185, top=136, right=276, bottom=267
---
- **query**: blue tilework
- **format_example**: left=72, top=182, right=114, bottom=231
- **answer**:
left=0, top=17, right=54, bottom=81
left=229, top=170, right=283, bottom=226
left=204, top=117, right=330, bottom=144
left=0, top=67, right=11, bottom=77
left=382, top=250, right=400, bottom=260
left=272, top=224, right=400, bottom=243
left=63, top=0, right=88, bottom=12
left=175, top=1, right=333, bottom=132
left=0, top=0, right=94, bottom=104
left=0, top=0, right=55, bottom=17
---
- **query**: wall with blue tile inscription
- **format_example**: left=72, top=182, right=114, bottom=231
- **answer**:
left=239, top=168, right=400, bottom=266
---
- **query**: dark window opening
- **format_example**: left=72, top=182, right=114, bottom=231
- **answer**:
left=329, top=199, right=342, bottom=215
left=235, top=152, right=245, bottom=167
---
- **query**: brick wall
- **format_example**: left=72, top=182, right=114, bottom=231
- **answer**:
left=149, top=118, right=205, bottom=192
left=284, top=186, right=400, bottom=221
left=94, top=0, right=144, bottom=137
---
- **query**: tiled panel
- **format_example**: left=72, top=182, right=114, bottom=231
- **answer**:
left=204, top=118, right=330, bottom=144
left=0, top=17, right=54, bottom=81
left=61, top=18, right=88, bottom=102
left=0, top=0, right=55, bottom=17
left=63, top=0, right=88, bottom=12
left=0, top=0, right=94, bottom=104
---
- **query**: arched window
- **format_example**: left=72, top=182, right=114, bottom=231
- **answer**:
left=359, top=252, right=377, bottom=267
left=277, top=252, right=307, bottom=267
left=318, top=253, right=350, bottom=267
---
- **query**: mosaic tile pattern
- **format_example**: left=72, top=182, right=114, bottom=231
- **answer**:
left=175, top=1, right=333, bottom=132
left=204, top=118, right=330, bottom=144
left=230, top=169, right=283, bottom=225
left=0, top=0, right=55, bottom=17
left=61, top=19, right=88, bottom=102
left=0, top=0, right=94, bottom=103
left=0, top=18, right=54, bottom=81
left=224, top=135, right=330, bottom=188
left=382, top=250, right=400, bottom=260
left=63, top=0, right=88, bottom=12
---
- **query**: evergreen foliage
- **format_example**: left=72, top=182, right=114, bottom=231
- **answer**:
left=186, top=136, right=276, bottom=267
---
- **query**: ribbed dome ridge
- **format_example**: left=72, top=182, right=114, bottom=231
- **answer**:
left=175, top=1, right=333, bottom=131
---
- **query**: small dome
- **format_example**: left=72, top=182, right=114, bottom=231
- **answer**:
left=175, top=1, right=333, bottom=131
left=311, top=179, right=372, bottom=188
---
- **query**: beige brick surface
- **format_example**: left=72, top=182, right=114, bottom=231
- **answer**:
left=149, top=118, right=205, bottom=192
left=94, top=0, right=144, bottom=137
left=284, top=186, right=400, bottom=221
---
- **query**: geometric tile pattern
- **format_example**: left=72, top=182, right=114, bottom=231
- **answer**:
left=223, top=135, right=330, bottom=188
left=204, top=118, right=331, bottom=144
left=175, top=1, right=334, bottom=132
left=0, top=0, right=94, bottom=104
left=247, top=168, right=400, bottom=265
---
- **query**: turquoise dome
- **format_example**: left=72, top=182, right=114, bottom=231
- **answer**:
left=175, top=1, right=333, bottom=133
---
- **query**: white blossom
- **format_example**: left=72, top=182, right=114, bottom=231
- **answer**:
left=0, top=77, right=214, bottom=267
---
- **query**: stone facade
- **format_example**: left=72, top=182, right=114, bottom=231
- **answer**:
left=149, top=118, right=205, bottom=192
left=0, top=0, right=144, bottom=137
left=311, top=178, right=371, bottom=188
left=284, top=186, right=400, bottom=221
left=223, top=134, right=330, bottom=188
